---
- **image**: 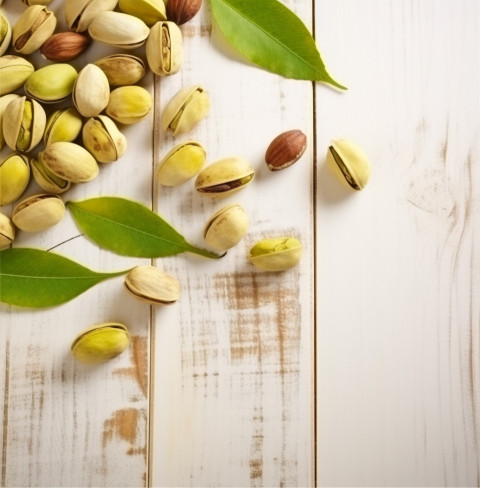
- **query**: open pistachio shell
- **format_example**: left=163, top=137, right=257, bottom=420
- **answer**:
left=94, top=54, right=146, bottom=87
left=24, top=64, right=78, bottom=104
left=105, top=86, right=152, bottom=125
left=30, top=157, right=71, bottom=194
left=118, top=0, right=166, bottom=26
left=0, top=94, right=21, bottom=150
left=0, top=213, right=15, bottom=250
left=82, top=115, right=127, bottom=163
left=65, top=0, right=118, bottom=32
left=248, top=237, right=303, bottom=272
left=44, top=108, right=83, bottom=146
left=146, top=21, right=183, bottom=77
left=0, top=56, right=34, bottom=96
left=0, top=10, right=12, bottom=56
left=12, top=193, right=65, bottom=232
left=72, top=64, right=110, bottom=118
left=0, top=153, right=30, bottom=206
left=124, top=266, right=180, bottom=305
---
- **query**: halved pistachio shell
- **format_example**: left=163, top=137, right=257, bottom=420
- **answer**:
left=12, top=5, right=56, bottom=54
left=124, top=266, right=180, bottom=305
left=0, top=213, right=15, bottom=250
left=30, top=158, right=71, bottom=194
left=203, top=203, right=249, bottom=251
left=12, top=193, right=65, bottom=232
left=157, top=140, right=206, bottom=186
left=65, top=0, right=118, bottom=32
left=0, top=94, right=21, bottom=150
left=248, top=237, right=303, bottom=272
left=118, top=0, right=166, bottom=26
left=0, top=56, right=34, bottom=96
left=24, top=64, right=78, bottom=104
left=0, top=11, right=12, bottom=56
left=94, top=54, right=146, bottom=87
left=3, top=96, right=46, bottom=153
left=146, top=21, right=183, bottom=77
left=71, top=322, right=130, bottom=365
left=162, top=85, right=210, bottom=136
left=105, top=86, right=152, bottom=125
left=72, top=64, right=110, bottom=118
left=326, top=139, right=371, bottom=190
left=82, top=115, right=127, bottom=163
left=44, top=108, right=83, bottom=146
left=195, top=157, right=254, bottom=198
left=88, top=11, right=150, bottom=49
left=0, top=153, right=30, bottom=205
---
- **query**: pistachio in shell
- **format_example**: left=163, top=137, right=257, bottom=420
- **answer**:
left=30, top=158, right=71, bottom=194
left=0, top=153, right=30, bottom=206
left=124, top=266, right=180, bottom=305
left=44, top=108, right=83, bottom=146
left=0, top=213, right=15, bottom=250
left=0, top=94, right=21, bottom=150
left=248, top=237, right=303, bottom=272
left=94, top=54, right=146, bottom=87
left=24, top=64, right=78, bottom=104
left=146, top=21, right=183, bottom=77
left=0, top=10, right=12, bottom=56
left=12, top=193, right=65, bottom=232
left=82, top=115, right=127, bottom=163
left=105, top=86, right=152, bottom=125
left=118, top=0, right=167, bottom=26
left=20, top=0, right=54, bottom=5
left=0, top=56, right=34, bottom=96
left=72, top=63, right=110, bottom=118
left=65, top=0, right=118, bottom=32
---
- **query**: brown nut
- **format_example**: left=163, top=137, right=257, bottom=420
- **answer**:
left=167, top=0, right=202, bottom=25
left=265, top=129, right=307, bottom=171
left=40, top=32, right=91, bottom=62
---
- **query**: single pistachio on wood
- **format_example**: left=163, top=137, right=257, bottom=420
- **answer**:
left=0, top=213, right=15, bottom=250
left=71, top=322, right=130, bottom=365
left=265, top=129, right=307, bottom=171
left=118, top=0, right=167, bottom=26
left=38, top=141, right=99, bottom=183
left=12, top=193, right=65, bottom=232
left=146, top=21, right=183, bottom=77
left=124, top=266, right=180, bottom=305
left=162, top=85, right=210, bottom=136
left=30, top=157, right=71, bottom=194
left=82, top=115, right=127, bottom=163
left=0, top=153, right=30, bottom=205
left=203, top=203, right=249, bottom=251
left=326, top=139, right=371, bottom=190
left=24, top=64, right=78, bottom=104
left=3, top=96, right=46, bottom=153
left=40, top=32, right=91, bottom=62
left=12, top=5, right=57, bottom=55
left=65, top=0, right=117, bottom=33
left=167, top=0, right=202, bottom=25
left=195, top=157, right=254, bottom=198
left=72, top=63, right=110, bottom=118
left=88, top=11, right=150, bottom=49
left=94, top=54, right=146, bottom=87
left=248, top=237, right=303, bottom=271
left=20, top=0, right=54, bottom=5
left=0, top=94, right=21, bottom=150
left=44, top=108, right=83, bottom=146
left=0, top=56, right=34, bottom=96
left=0, top=10, right=12, bottom=56
left=157, top=140, right=206, bottom=186
left=105, top=86, right=152, bottom=125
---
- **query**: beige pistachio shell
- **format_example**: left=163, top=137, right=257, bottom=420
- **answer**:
left=0, top=213, right=15, bottom=250
left=21, top=0, right=54, bottom=5
left=0, top=94, right=21, bottom=150
left=94, top=54, right=145, bottom=87
left=124, top=266, right=180, bottom=305
left=248, top=237, right=303, bottom=272
left=65, top=0, right=118, bottom=32
left=105, top=86, right=152, bottom=125
left=203, top=203, right=249, bottom=251
left=195, top=157, right=254, bottom=198
left=44, top=108, right=83, bottom=146
left=30, top=157, right=71, bottom=194
left=72, top=64, right=110, bottom=117
left=0, top=10, right=12, bottom=56
left=161, top=85, right=210, bottom=136
left=0, top=56, right=34, bottom=96
left=12, top=193, right=65, bottom=232
left=24, top=64, right=78, bottom=104
left=71, top=322, right=130, bottom=365
left=0, top=153, right=30, bottom=206
left=82, top=115, right=127, bottom=163
left=146, top=21, right=183, bottom=77
left=118, top=0, right=166, bottom=26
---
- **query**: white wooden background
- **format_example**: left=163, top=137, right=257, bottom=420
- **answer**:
left=1, top=0, right=479, bottom=486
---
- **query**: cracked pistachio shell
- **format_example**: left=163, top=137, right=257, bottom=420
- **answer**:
left=71, top=322, right=130, bottom=365
left=118, top=0, right=166, bottom=26
left=73, top=64, right=110, bottom=118
left=30, top=157, right=71, bottom=194
left=44, top=108, right=83, bottom=146
left=0, top=213, right=15, bottom=250
left=326, top=139, right=371, bottom=190
left=248, top=237, right=303, bottom=272
left=203, top=203, right=249, bottom=251
left=0, top=153, right=30, bottom=205
left=162, top=85, right=210, bottom=136
left=12, top=5, right=56, bottom=54
left=105, top=86, right=152, bottom=125
left=146, top=21, right=183, bottom=77
left=24, top=64, right=78, bottom=104
left=157, top=140, right=206, bottom=186
left=88, top=11, right=150, bottom=49
left=0, top=94, right=21, bottom=150
left=12, top=193, right=65, bottom=232
left=0, top=56, right=34, bottom=96
left=0, top=11, right=12, bottom=56
left=65, top=0, right=118, bottom=32
left=82, top=115, right=127, bottom=163
left=195, top=157, right=254, bottom=198
left=124, top=266, right=180, bottom=305
left=94, top=54, right=145, bottom=87
left=39, top=142, right=99, bottom=183
left=3, top=96, right=46, bottom=153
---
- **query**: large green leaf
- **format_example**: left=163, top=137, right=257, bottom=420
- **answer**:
left=67, top=197, right=223, bottom=259
left=209, top=0, right=346, bottom=88
left=0, top=248, right=128, bottom=308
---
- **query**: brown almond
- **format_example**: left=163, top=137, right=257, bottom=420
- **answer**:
left=40, top=32, right=90, bottom=62
left=265, top=129, right=307, bottom=171
left=167, top=0, right=202, bottom=25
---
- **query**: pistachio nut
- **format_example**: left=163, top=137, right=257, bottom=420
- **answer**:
left=248, top=237, right=303, bottom=272
left=167, top=0, right=202, bottom=25
left=157, top=140, right=206, bottom=186
left=0, top=94, right=21, bottom=150
left=38, top=142, right=99, bottom=183
left=88, top=11, right=150, bottom=49
left=94, top=54, right=146, bottom=87
left=0, top=56, right=34, bottom=96
left=124, top=266, right=180, bottom=305
left=72, top=63, right=110, bottom=117
left=44, top=107, right=83, bottom=146
left=0, top=153, right=30, bottom=206
left=162, top=85, right=210, bottom=136
left=118, top=0, right=167, bottom=26
left=65, top=0, right=118, bottom=32
left=30, top=158, right=71, bottom=194
left=203, top=203, right=249, bottom=251
left=0, top=10, right=12, bottom=56
left=82, top=115, right=127, bottom=163
left=24, top=64, right=78, bottom=104
left=71, top=323, right=130, bottom=365
left=12, top=194, right=65, bottom=232
left=0, top=213, right=15, bottom=250
left=326, top=139, right=371, bottom=190
left=12, top=5, right=57, bottom=55
left=21, top=0, right=54, bottom=5
left=105, top=86, right=152, bottom=125
left=195, top=157, right=254, bottom=198
left=40, top=32, right=91, bottom=62
left=146, top=21, right=183, bottom=77
left=3, top=96, right=46, bottom=153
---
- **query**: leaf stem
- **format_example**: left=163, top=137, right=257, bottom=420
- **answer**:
left=185, top=243, right=226, bottom=259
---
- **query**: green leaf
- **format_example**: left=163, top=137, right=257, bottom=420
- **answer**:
left=0, top=248, right=128, bottom=308
left=209, top=0, right=346, bottom=88
left=67, top=197, right=223, bottom=259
